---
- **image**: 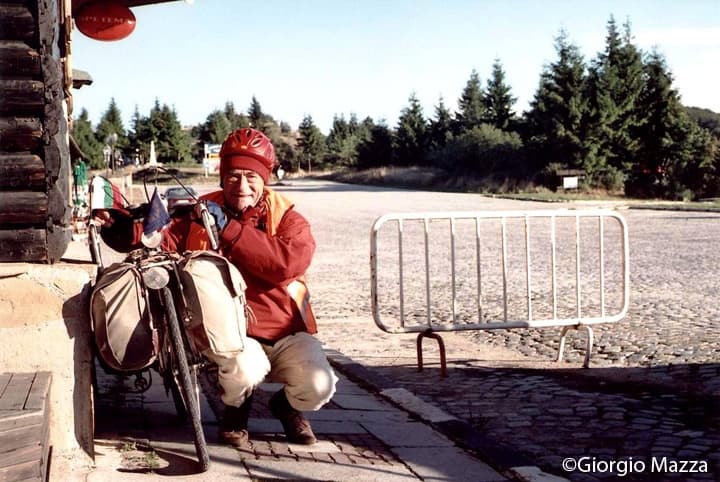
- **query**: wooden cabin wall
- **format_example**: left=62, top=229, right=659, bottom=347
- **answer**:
left=0, top=0, right=72, bottom=262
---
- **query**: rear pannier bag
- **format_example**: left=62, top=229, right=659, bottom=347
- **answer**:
left=90, top=263, right=158, bottom=372
left=179, top=250, right=248, bottom=357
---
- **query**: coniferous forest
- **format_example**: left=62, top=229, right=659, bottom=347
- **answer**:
left=73, top=18, right=720, bottom=200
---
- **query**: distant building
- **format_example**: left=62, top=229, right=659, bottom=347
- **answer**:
left=203, top=143, right=222, bottom=174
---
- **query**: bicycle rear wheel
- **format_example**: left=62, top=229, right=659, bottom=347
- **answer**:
left=161, top=286, right=210, bottom=472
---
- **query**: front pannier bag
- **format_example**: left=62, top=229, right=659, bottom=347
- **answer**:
left=90, top=263, right=158, bottom=371
left=179, top=250, right=248, bottom=357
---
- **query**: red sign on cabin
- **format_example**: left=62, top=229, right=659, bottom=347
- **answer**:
left=75, top=0, right=136, bottom=41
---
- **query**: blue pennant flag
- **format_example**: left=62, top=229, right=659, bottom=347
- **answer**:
left=143, top=187, right=171, bottom=235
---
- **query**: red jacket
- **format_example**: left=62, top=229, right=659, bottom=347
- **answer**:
left=107, top=188, right=317, bottom=343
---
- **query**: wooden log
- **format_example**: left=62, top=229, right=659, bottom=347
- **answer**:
left=0, top=117, right=42, bottom=151
left=39, top=0, right=73, bottom=251
left=0, top=192, right=47, bottom=225
left=0, top=153, right=45, bottom=189
left=0, top=40, right=41, bottom=76
left=46, top=224, right=71, bottom=263
left=40, top=54, right=67, bottom=178
left=47, top=182, right=70, bottom=224
left=0, top=80, right=44, bottom=115
left=0, top=4, right=36, bottom=44
left=0, top=229, right=48, bottom=262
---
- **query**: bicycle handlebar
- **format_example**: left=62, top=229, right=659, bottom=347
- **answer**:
left=196, top=202, right=220, bottom=251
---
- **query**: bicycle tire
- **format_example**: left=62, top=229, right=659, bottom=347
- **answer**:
left=161, top=286, right=210, bottom=472
left=169, top=378, right=189, bottom=422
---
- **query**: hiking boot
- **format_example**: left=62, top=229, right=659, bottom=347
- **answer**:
left=219, top=395, right=253, bottom=448
left=269, top=389, right=317, bottom=445
left=219, top=428, right=249, bottom=447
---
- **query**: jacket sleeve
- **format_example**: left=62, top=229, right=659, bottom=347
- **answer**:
left=219, top=209, right=315, bottom=286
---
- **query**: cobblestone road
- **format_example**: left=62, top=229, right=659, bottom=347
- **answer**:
left=277, top=179, right=720, bottom=481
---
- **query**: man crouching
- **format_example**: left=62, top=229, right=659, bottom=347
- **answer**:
left=95, top=128, right=337, bottom=447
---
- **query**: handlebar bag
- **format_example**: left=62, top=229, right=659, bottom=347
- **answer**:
left=90, top=263, right=158, bottom=372
left=179, top=250, right=248, bottom=357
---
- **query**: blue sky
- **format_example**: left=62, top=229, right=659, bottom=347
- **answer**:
left=71, top=0, right=720, bottom=134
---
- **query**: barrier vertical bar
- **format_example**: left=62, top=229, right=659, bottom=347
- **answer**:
left=525, top=215, right=533, bottom=321
left=398, top=219, right=405, bottom=327
left=599, top=216, right=605, bottom=318
left=476, top=216, right=483, bottom=323
left=501, top=217, right=508, bottom=322
left=576, top=214, right=582, bottom=318
left=450, top=218, right=457, bottom=324
left=551, top=215, right=557, bottom=320
left=424, top=217, right=432, bottom=327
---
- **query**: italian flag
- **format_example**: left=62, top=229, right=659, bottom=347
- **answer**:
left=90, top=176, right=127, bottom=211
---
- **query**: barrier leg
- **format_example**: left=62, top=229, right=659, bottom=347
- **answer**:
left=557, top=325, right=595, bottom=368
left=416, top=330, right=447, bottom=377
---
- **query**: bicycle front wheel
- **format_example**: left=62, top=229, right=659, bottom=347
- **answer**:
left=161, top=286, right=210, bottom=472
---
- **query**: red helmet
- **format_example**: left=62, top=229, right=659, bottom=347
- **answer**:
left=219, top=128, right=276, bottom=183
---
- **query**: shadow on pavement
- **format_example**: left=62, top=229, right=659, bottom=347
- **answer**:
left=332, top=354, right=720, bottom=482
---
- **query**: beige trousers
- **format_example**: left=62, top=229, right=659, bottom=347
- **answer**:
left=205, top=332, right=338, bottom=412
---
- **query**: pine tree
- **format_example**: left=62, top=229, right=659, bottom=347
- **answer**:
left=456, top=69, right=484, bottom=132
left=325, top=114, right=360, bottom=167
left=525, top=30, right=589, bottom=173
left=586, top=17, right=645, bottom=174
left=141, top=100, right=192, bottom=164
left=95, top=98, right=128, bottom=168
left=357, top=119, right=393, bottom=169
left=160, top=104, right=192, bottom=163
left=280, top=121, right=292, bottom=134
left=630, top=50, right=714, bottom=198
left=72, top=109, right=104, bottom=168
left=429, top=96, right=453, bottom=151
left=297, top=115, right=325, bottom=173
left=394, top=93, right=428, bottom=165
left=126, top=106, right=146, bottom=165
left=483, top=59, right=517, bottom=130
left=248, top=95, right=264, bottom=130
left=200, top=110, right=232, bottom=145
left=224, top=101, right=250, bottom=130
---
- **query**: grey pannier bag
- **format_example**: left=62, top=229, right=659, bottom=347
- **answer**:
left=178, top=250, right=248, bottom=357
left=90, top=263, right=158, bottom=372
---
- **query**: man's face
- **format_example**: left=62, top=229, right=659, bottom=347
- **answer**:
left=222, top=169, right=265, bottom=212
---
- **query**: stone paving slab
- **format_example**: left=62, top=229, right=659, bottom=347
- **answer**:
left=392, top=446, right=508, bottom=482
left=381, top=387, right=458, bottom=423
left=332, top=392, right=399, bottom=411
left=308, top=408, right=409, bottom=423
left=242, top=458, right=420, bottom=481
left=361, top=420, right=456, bottom=448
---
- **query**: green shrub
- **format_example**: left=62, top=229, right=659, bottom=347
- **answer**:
left=430, top=124, right=526, bottom=176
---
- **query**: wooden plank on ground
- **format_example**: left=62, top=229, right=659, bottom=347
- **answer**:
left=0, top=373, right=33, bottom=410
left=0, top=423, right=42, bottom=453
left=0, top=374, right=10, bottom=397
left=0, top=444, right=41, bottom=470
left=0, top=372, right=49, bottom=481
left=0, top=457, right=42, bottom=481
left=24, top=372, right=50, bottom=411
left=0, top=411, right=42, bottom=432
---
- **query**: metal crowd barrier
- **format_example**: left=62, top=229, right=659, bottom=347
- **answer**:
left=370, top=209, right=630, bottom=374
